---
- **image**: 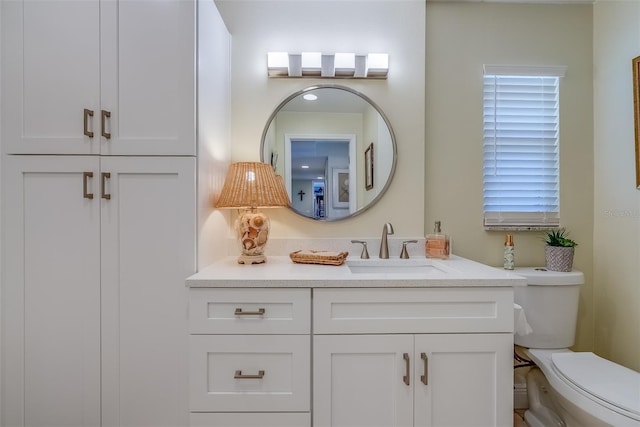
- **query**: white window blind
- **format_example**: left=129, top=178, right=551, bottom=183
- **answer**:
left=483, top=65, right=566, bottom=229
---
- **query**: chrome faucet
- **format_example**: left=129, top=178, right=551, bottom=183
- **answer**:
left=379, top=222, right=395, bottom=259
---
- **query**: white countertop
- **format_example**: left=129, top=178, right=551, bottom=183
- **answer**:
left=186, top=255, right=527, bottom=288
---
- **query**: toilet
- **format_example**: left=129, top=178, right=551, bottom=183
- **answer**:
left=514, top=268, right=640, bottom=427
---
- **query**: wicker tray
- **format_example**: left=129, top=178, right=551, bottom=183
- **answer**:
left=289, top=250, right=349, bottom=266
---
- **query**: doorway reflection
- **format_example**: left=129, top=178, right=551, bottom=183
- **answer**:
left=289, top=138, right=351, bottom=220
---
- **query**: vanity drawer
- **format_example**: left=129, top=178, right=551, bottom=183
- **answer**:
left=313, top=287, right=513, bottom=334
left=190, top=412, right=310, bottom=427
left=189, top=335, right=310, bottom=412
left=189, top=288, right=310, bottom=334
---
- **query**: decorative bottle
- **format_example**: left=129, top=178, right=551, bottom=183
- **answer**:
left=425, top=221, right=450, bottom=259
left=504, top=234, right=515, bottom=270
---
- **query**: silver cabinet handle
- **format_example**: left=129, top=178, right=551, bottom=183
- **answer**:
left=83, top=109, right=94, bottom=137
left=83, top=172, right=94, bottom=199
left=403, top=353, right=410, bottom=386
left=234, top=308, right=265, bottom=316
left=234, top=370, right=265, bottom=379
left=101, top=110, right=111, bottom=139
left=421, top=352, right=429, bottom=385
left=101, top=172, right=111, bottom=200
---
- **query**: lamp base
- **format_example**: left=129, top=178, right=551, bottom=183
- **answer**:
left=237, top=254, right=266, bottom=265
left=235, top=210, right=270, bottom=265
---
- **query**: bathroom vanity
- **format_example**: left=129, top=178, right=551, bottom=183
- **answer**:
left=186, top=255, right=524, bottom=427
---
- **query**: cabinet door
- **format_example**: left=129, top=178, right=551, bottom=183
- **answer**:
left=100, top=156, right=196, bottom=427
left=1, top=1, right=101, bottom=154
left=100, top=0, right=195, bottom=156
left=314, top=335, right=414, bottom=427
left=2, top=156, right=101, bottom=427
left=1, top=0, right=195, bottom=156
left=414, top=334, right=513, bottom=427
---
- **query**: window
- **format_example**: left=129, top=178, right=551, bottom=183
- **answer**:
left=483, top=65, right=567, bottom=229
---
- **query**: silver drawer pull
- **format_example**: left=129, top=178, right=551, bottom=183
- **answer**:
left=403, top=353, right=410, bottom=386
left=101, top=109, right=111, bottom=139
left=234, top=308, right=265, bottom=316
left=234, top=370, right=265, bottom=379
left=83, top=109, right=94, bottom=137
left=421, top=352, right=429, bottom=385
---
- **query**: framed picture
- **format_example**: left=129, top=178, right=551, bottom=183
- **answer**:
left=365, top=143, right=374, bottom=190
left=332, top=168, right=349, bottom=209
left=633, top=55, right=640, bottom=188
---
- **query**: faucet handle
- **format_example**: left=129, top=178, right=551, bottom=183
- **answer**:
left=351, top=240, right=370, bottom=259
left=400, top=240, right=418, bottom=259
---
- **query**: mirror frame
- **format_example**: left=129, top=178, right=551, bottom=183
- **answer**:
left=260, top=84, right=398, bottom=221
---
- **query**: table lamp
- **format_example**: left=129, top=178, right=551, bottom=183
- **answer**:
left=216, top=162, right=291, bottom=264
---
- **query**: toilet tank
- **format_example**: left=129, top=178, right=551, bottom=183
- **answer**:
left=514, top=268, right=584, bottom=349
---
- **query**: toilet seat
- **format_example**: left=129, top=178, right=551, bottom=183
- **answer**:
left=551, top=352, right=640, bottom=421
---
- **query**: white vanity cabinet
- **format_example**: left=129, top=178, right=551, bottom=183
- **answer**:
left=188, top=288, right=312, bottom=427
left=186, top=257, right=521, bottom=427
left=313, top=288, right=513, bottom=427
left=1, top=0, right=195, bottom=156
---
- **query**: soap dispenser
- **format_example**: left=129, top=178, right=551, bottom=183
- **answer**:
left=425, top=221, right=450, bottom=259
left=503, top=234, right=515, bottom=270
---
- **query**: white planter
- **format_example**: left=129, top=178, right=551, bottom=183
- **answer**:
left=545, top=246, right=575, bottom=272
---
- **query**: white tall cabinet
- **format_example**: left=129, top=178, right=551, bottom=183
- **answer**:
left=1, top=0, right=202, bottom=426
left=3, top=156, right=195, bottom=427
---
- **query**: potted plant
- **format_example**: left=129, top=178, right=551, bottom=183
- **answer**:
left=544, top=229, right=578, bottom=272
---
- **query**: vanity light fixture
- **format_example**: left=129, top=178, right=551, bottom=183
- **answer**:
left=303, top=93, right=318, bottom=101
left=267, top=52, right=388, bottom=79
left=301, top=52, right=322, bottom=76
left=366, top=53, right=389, bottom=78
left=267, top=52, right=289, bottom=77
left=216, top=162, right=290, bottom=265
left=334, top=53, right=356, bottom=77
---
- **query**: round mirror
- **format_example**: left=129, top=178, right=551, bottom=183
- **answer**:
left=261, top=85, right=397, bottom=221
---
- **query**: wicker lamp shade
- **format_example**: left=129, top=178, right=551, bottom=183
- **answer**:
left=216, top=162, right=290, bottom=209
left=216, top=162, right=290, bottom=265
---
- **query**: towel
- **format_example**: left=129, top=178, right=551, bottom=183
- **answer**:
left=514, top=303, right=533, bottom=336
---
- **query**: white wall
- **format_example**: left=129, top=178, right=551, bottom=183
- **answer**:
left=593, top=0, right=640, bottom=371
left=214, top=0, right=426, bottom=239
left=426, top=2, right=594, bottom=351
left=197, top=0, right=232, bottom=266
left=291, top=179, right=315, bottom=217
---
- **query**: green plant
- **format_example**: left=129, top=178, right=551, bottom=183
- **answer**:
left=544, top=229, right=578, bottom=247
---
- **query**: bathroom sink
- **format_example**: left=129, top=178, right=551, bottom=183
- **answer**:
left=346, top=258, right=446, bottom=275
